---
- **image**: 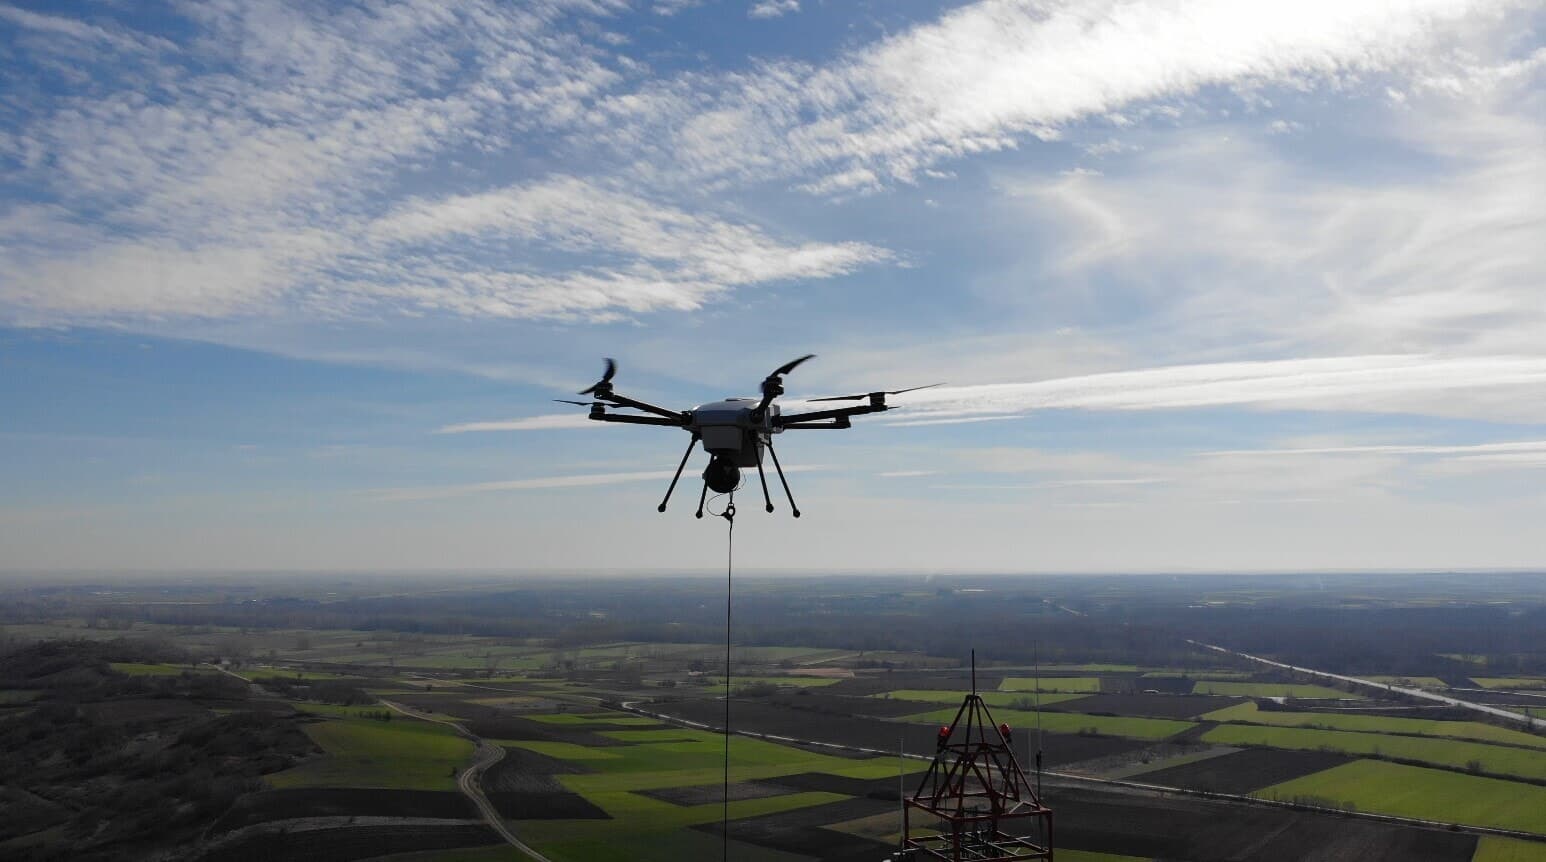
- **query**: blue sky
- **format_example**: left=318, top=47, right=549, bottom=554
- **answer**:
left=2, top=0, right=1544, bottom=572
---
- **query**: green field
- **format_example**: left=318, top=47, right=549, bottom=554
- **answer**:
left=268, top=714, right=473, bottom=790
left=506, top=724, right=927, bottom=862
left=1473, top=678, right=1546, bottom=690
left=902, top=706, right=1194, bottom=741
left=999, top=677, right=1103, bottom=693
left=1368, top=676, right=1448, bottom=688
left=1257, top=760, right=1546, bottom=834
left=109, top=662, right=205, bottom=676
left=1203, top=701, right=1546, bottom=749
left=1203, top=723, right=1546, bottom=781
left=526, top=713, right=661, bottom=726
left=873, top=690, right=1088, bottom=709
left=374, top=847, right=526, bottom=862
left=709, top=675, right=842, bottom=688
left=1190, top=681, right=1358, bottom=699
left=1473, top=837, right=1546, bottom=862
left=247, top=668, right=359, bottom=681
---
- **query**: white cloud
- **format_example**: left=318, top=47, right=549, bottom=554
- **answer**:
left=749, top=1, right=800, bottom=20
left=887, top=355, right=1546, bottom=423
left=438, top=413, right=598, bottom=433
left=367, top=464, right=822, bottom=501
left=602, top=0, right=1526, bottom=190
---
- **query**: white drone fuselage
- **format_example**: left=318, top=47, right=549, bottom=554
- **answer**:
left=689, top=398, right=782, bottom=467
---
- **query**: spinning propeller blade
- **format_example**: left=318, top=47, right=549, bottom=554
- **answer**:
left=578, top=358, right=617, bottom=395
left=806, top=383, right=944, bottom=402
left=553, top=399, right=600, bottom=406
left=771, top=354, right=816, bottom=378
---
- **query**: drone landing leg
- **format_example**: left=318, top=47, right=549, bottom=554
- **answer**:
left=695, top=480, right=710, bottom=519
left=755, top=443, right=774, bottom=513
left=764, top=440, right=800, bottom=518
left=659, top=435, right=699, bottom=513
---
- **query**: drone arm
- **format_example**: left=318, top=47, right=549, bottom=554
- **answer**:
left=780, top=420, right=852, bottom=429
left=589, top=413, right=686, bottom=427
left=775, top=404, right=885, bottom=426
left=597, top=391, right=686, bottom=422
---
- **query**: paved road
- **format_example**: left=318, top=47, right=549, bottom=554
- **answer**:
left=380, top=699, right=552, bottom=862
left=1189, top=640, right=1546, bottom=731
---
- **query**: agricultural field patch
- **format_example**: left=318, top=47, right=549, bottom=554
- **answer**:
left=642, top=697, right=1148, bottom=766
left=869, top=689, right=1087, bottom=709
left=1053, top=783, right=1478, bottom=861
left=266, top=715, right=474, bottom=791
left=486, top=790, right=611, bottom=820
left=195, top=823, right=500, bottom=862
left=1368, top=676, right=1448, bottom=688
left=366, top=847, right=524, bottom=862
left=1130, top=747, right=1351, bottom=794
left=1203, top=700, right=1546, bottom=748
left=1473, top=678, right=1546, bottom=690
left=1051, top=693, right=1239, bottom=719
left=999, top=676, right=1103, bottom=693
left=109, top=661, right=207, bottom=676
left=1473, top=836, right=1546, bottom=862
left=640, top=781, right=791, bottom=806
left=1190, top=681, right=1361, bottom=699
left=1202, top=723, right=1546, bottom=781
left=1257, top=760, right=1546, bottom=835
left=901, top=705, right=1195, bottom=741
left=211, top=788, right=475, bottom=831
left=710, top=675, right=842, bottom=688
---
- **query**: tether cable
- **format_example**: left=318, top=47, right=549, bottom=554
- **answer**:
left=719, top=495, right=736, bottom=862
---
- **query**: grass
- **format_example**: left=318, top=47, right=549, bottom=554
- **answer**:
left=1473, top=678, right=1546, bottom=690
left=871, top=690, right=1088, bottom=709
left=707, top=675, right=842, bottom=688
left=1190, top=681, right=1359, bottom=699
left=247, top=668, right=357, bottom=681
left=109, top=662, right=204, bottom=676
left=267, top=714, right=473, bottom=791
left=371, top=847, right=527, bottom=862
left=526, top=713, right=661, bottom=726
left=1473, top=837, right=1546, bottom=861
left=1367, top=676, right=1448, bottom=688
left=1202, top=723, right=1546, bottom=781
left=901, top=706, right=1194, bottom=741
left=1202, top=701, right=1546, bottom=749
left=1257, top=760, right=1546, bottom=834
left=1055, top=852, right=1151, bottom=862
left=999, top=677, right=1103, bottom=693
left=503, top=724, right=925, bottom=862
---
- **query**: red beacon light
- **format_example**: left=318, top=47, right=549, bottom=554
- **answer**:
left=1000, top=722, right=1012, bottom=739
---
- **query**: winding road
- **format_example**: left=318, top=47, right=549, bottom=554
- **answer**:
left=380, top=699, right=552, bottom=862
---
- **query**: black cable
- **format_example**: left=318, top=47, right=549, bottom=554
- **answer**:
left=720, top=496, right=735, bottom=862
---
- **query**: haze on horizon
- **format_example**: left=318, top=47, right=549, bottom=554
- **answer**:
left=2, top=0, right=1544, bottom=574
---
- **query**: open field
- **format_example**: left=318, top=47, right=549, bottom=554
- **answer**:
left=267, top=714, right=474, bottom=791
left=1204, top=701, right=1546, bottom=748
left=1368, top=676, right=1448, bottom=688
left=108, top=661, right=209, bottom=676
left=1257, top=760, right=1546, bottom=834
left=1473, top=837, right=1546, bottom=862
left=871, top=689, right=1087, bottom=708
left=1131, top=748, right=1351, bottom=794
left=1000, top=676, right=1103, bottom=692
left=1191, top=681, right=1360, bottom=698
left=1203, top=723, right=1546, bottom=781
left=1474, top=678, right=1546, bottom=690
left=900, top=705, right=1195, bottom=740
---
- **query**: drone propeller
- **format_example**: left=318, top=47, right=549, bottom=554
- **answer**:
left=554, top=399, right=602, bottom=407
left=579, top=358, right=618, bottom=396
left=806, top=383, right=944, bottom=402
left=754, top=354, right=815, bottom=418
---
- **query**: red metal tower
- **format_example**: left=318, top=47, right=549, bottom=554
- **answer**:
left=901, top=676, right=1053, bottom=860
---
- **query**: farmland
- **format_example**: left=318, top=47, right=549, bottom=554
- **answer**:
left=1257, top=760, right=1546, bottom=834
left=1190, top=680, right=1359, bottom=698
left=1203, top=700, right=1546, bottom=748
left=4, top=570, right=1546, bottom=860
left=899, top=705, right=1196, bottom=740
left=1202, top=723, right=1546, bottom=781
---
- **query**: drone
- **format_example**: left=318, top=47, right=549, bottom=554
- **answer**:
left=556, top=356, right=936, bottom=518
